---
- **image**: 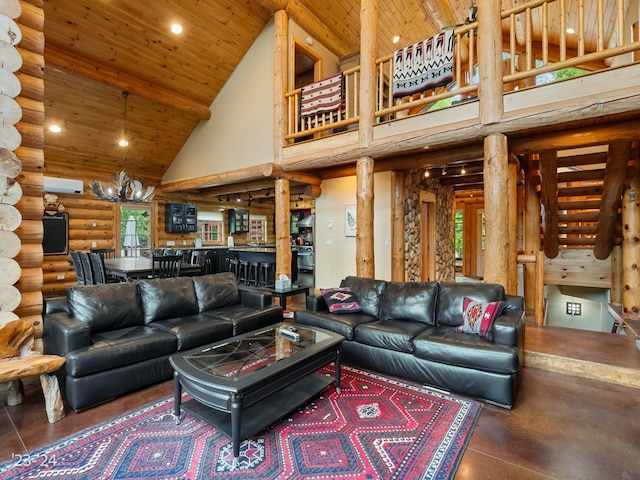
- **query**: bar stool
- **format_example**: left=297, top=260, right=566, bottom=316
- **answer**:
left=229, top=257, right=239, bottom=280
left=247, top=261, right=260, bottom=286
left=238, top=260, right=249, bottom=284
left=258, top=262, right=274, bottom=286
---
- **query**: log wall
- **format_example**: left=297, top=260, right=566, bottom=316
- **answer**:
left=0, top=1, right=45, bottom=347
left=403, top=170, right=455, bottom=282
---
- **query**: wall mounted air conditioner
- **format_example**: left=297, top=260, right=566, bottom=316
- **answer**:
left=43, top=176, right=84, bottom=194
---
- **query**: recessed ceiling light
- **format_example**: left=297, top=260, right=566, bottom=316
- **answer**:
left=49, top=125, right=61, bottom=133
left=171, top=23, right=183, bottom=35
left=392, top=35, right=401, bottom=44
left=566, top=28, right=575, bottom=34
left=119, top=139, right=128, bottom=147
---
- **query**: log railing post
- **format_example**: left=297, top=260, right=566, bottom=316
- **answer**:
left=523, top=154, right=541, bottom=308
left=356, top=157, right=375, bottom=278
left=483, top=133, right=510, bottom=287
left=477, top=0, right=504, bottom=125
left=358, top=0, right=378, bottom=149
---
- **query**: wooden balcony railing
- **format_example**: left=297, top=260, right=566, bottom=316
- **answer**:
left=285, top=0, right=640, bottom=144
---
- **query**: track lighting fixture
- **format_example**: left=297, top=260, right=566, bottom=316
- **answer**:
left=424, top=169, right=430, bottom=178
left=226, top=195, right=230, bottom=202
left=248, top=192, right=253, bottom=201
left=236, top=194, right=241, bottom=202
left=218, top=196, right=223, bottom=203
left=442, top=166, right=447, bottom=175
left=461, top=165, right=466, bottom=175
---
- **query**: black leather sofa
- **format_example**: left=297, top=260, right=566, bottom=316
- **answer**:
left=295, top=276, right=525, bottom=408
left=44, top=272, right=283, bottom=410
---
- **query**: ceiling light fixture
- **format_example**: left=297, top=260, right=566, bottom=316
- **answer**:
left=566, top=28, right=575, bottom=34
left=424, top=169, right=430, bottom=178
left=392, top=35, right=401, bottom=44
left=461, top=165, right=466, bottom=175
left=171, top=23, right=183, bottom=35
left=89, top=92, right=155, bottom=203
left=49, top=124, right=61, bottom=133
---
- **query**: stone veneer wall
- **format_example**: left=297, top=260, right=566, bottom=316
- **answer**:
left=404, top=171, right=456, bottom=282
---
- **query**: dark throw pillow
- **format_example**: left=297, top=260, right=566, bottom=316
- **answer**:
left=456, top=297, right=506, bottom=338
left=320, top=287, right=362, bottom=314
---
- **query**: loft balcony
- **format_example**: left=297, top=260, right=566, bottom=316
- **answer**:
left=282, top=0, right=640, bottom=171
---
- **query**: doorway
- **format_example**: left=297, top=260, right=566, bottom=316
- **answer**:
left=119, top=205, right=152, bottom=257
left=421, top=191, right=436, bottom=281
left=291, top=38, right=322, bottom=89
left=476, top=209, right=485, bottom=278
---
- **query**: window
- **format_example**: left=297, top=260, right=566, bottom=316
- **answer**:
left=197, top=211, right=223, bottom=243
left=249, top=214, right=267, bottom=243
left=121, top=206, right=152, bottom=257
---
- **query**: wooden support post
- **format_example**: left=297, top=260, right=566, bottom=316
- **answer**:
left=622, top=164, right=640, bottom=320
left=358, top=0, right=378, bottom=148
left=611, top=245, right=622, bottom=304
left=477, top=0, right=503, bottom=125
left=507, top=156, right=519, bottom=295
left=483, top=134, right=510, bottom=287
left=523, top=154, right=540, bottom=308
left=391, top=171, right=405, bottom=281
left=275, top=178, right=292, bottom=279
left=356, top=157, right=375, bottom=278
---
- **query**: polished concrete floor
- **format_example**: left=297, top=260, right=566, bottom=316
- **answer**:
left=2, top=309, right=639, bottom=479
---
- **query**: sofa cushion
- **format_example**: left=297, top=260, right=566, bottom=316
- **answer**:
left=340, top=276, right=387, bottom=318
left=456, top=297, right=506, bottom=338
left=65, top=326, right=176, bottom=377
left=67, top=282, right=143, bottom=333
left=379, top=281, right=438, bottom=326
left=295, top=309, right=376, bottom=341
left=354, top=319, right=427, bottom=353
left=150, top=314, right=233, bottom=351
left=202, top=304, right=283, bottom=336
left=320, top=287, right=362, bottom=313
left=436, top=282, right=505, bottom=327
left=137, top=277, right=198, bottom=324
left=193, top=272, right=240, bottom=313
left=413, top=325, right=520, bottom=374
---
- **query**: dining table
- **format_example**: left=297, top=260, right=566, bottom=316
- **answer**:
left=104, top=257, right=203, bottom=281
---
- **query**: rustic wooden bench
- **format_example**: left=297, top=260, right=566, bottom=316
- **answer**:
left=1, top=320, right=66, bottom=423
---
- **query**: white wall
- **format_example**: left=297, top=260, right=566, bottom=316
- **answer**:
left=162, top=20, right=276, bottom=183
left=314, top=172, right=392, bottom=288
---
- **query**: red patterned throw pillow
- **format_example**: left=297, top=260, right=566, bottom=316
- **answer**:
left=320, top=287, right=362, bottom=313
left=456, top=297, right=506, bottom=338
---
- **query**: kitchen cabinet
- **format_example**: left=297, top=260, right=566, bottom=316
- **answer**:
left=228, top=208, right=250, bottom=233
left=165, top=203, right=197, bottom=233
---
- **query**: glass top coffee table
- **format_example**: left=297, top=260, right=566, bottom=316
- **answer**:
left=169, top=322, right=343, bottom=460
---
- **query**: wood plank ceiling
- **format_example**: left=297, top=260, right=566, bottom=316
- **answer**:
left=41, top=0, right=633, bottom=255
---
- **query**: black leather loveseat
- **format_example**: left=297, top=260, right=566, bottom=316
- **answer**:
left=295, top=276, right=525, bottom=408
left=44, top=272, right=283, bottom=410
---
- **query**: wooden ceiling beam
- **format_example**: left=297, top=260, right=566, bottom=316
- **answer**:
left=264, top=163, right=322, bottom=185
left=45, top=46, right=212, bottom=120
left=511, top=119, right=640, bottom=154
left=594, top=141, right=630, bottom=259
left=257, top=0, right=351, bottom=57
left=539, top=150, right=559, bottom=258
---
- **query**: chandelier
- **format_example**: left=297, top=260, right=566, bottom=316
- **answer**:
left=89, top=91, right=155, bottom=203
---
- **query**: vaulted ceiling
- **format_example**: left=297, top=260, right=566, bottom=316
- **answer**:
left=42, top=0, right=625, bottom=187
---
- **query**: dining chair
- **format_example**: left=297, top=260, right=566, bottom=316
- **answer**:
left=152, top=254, right=182, bottom=279
left=79, top=251, right=95, bottom=285
left=203, top=250, right=217, bottom=275
left=89, top=252, right=118, bottom=284
left=70, top=251, right=86, bottom=285
left=191, top=250, right=208, bottom=275
left=90, top=248, right=116, bottom=260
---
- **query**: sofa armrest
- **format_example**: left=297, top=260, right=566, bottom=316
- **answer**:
left=492, top=309, right=525, bottom=350
left=505, top=294, right=524, bottom=310
left=239, top=288, right=273, bottom=309
left=44, top=312, right=92, bottom=357
left=305, top=294, right=329, bottom=312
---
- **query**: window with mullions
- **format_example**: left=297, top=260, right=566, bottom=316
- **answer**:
left=197, top=211, right=223, bottom=244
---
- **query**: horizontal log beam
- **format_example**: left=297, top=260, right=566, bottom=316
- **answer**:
left=45, top=46, right=211, bottom=120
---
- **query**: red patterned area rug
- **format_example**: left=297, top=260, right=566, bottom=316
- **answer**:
left=0, top=365, right=481, bottom=479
